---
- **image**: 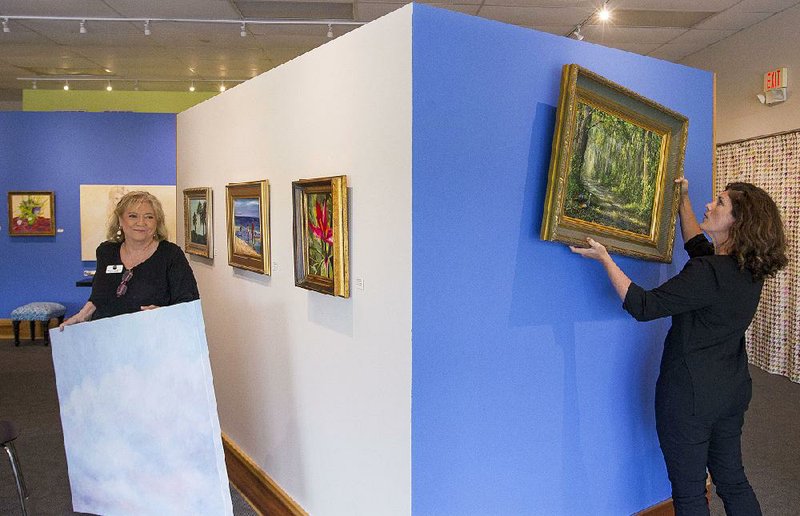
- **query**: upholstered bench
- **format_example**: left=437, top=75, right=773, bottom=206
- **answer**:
left=10, top=302, right=66, bottom=347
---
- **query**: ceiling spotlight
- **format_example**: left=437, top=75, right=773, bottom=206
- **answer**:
left=570, top=25, right=584, bottom=40
left=134, top=80, right=139, bottom=91
left=2, top=18, right=9, bottom=33
left=80, top=20, right=87, bottom=34
left=144, top=20, right=151, bottom=36
left=106, top=80, right=112, bottom=92
left=597, top=2, right=611, bottom=22
left=219, top=81, right=226, bottom=92
left=31, top=80, right=37, bottom=90
left=189, top=81, right=196, bottom=92
left=63, top=80, right=70, bottom=91
left=240, top=22, right=247, bottom=37
left=327, top=24, right=333, bottom=38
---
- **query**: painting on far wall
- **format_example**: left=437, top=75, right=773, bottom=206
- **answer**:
left=80, top=185, right=177, bottom=261
left=540, top=64, right=688, bottom=263
left=7, top=191, right=56, bottom=236
left=183, top=187, right=213, bottom=259
left=292, top=176, right=349, bottom=298
left=225, top=180, right=270, bottom=274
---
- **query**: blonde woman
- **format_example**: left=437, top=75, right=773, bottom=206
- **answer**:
left=61, top=191, right=198, bottom=326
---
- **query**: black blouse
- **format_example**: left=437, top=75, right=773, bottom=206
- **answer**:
left=89, top=240, right=199, bottom=321
left=623, top=234, right=763, bottom=415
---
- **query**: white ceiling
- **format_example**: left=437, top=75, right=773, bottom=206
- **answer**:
left=0, top=0, right=798, bottom=101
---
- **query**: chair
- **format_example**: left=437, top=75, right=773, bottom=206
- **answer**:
left=10, top=302, right=66, bottom=347
left=0, top=420, right=29, bottom=516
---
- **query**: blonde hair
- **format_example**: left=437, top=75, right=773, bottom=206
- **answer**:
left=106, top=191, right=169, bottom=242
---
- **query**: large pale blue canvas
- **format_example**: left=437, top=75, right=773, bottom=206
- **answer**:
left=50, top=300, right=233, bottom=515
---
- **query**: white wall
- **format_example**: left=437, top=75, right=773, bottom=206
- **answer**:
left=681, top=5, right=800, bottom=143
left=176, top=6, right=412, bottom=515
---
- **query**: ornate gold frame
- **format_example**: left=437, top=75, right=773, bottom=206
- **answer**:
left=541, top=64, right=688, bottom=262
left=225, top=180, right=270, bottom=274
left=292, top=176, right=349, bottom=298
left=182, top=187, right=213, bottom=258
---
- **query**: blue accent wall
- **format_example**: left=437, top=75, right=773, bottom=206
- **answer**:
left=0, top=112, right=176, bottom=318
left=411, top=5, right=714, bottom=514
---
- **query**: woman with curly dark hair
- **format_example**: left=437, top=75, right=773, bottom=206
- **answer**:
left=571, top=178, right=787, bottom=515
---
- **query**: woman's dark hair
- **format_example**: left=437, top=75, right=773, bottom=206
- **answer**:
left=725, top=182, right=788, bottom=280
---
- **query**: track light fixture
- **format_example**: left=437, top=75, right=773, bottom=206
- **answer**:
left=219, top=81, right=226, bottom=92
left=597, top=2, right=611, bottom=22
left=106, top=80, right=113, bottom=91
left=144, top=20, right=151, bottom=36
left=327, top=24, right=333, bottom=38
left=2, top=18, right=9, bottom=33
left=32, top=80, right=37, bottom=90
left=564, top=1, right=611, bottom=40
left=80, top=20, right=87, bottom=34
left=189, top=81, right=196, bottom=92
left=19, top=76, right=246, bottom=92
left=63, top=80, right=69, bottom=91
left=240, top=22, right=247, bottom=37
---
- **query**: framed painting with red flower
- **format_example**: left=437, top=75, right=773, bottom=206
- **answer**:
left=292, top=176, right=349, bottom=297
left=225, top=180, right=270, bottom=274
left=8, top=191, right=56, bottom=236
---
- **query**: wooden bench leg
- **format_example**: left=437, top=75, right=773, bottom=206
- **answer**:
left=12, top=321, right=20, bottom=347
left=43, top=319, right=51, bottom=346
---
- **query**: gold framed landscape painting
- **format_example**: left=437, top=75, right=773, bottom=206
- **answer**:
left=183, top=187, right=213, bottom=259
left=8, top=191, right=55, bottom=236
left=292, top=176, right=349, bottom=298
left=541, top=64, right=689, bottom=262
left=225, top=180, right=270, bottom=274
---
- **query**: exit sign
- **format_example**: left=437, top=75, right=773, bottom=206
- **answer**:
left=764, top=68, right=787, bottom=91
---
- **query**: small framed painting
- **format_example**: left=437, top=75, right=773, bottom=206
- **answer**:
left=183, top=187, right=213, bottom=258
left=541, top=64, right=688, bottom=262
left=8, top=191, right=56, bottom=236
left=225, top=181, right=270, bottom=274
left=292, top=176, right=349, bottom=298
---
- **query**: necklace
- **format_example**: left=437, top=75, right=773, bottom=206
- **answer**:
left=121, top=239, right=156, bottom=268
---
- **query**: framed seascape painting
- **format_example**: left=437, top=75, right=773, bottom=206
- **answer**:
left=541, top=64, right=689, bottom=262
left=225, top=180, right=270, bottom=274
left=8, top=191, right=55, bottom=236
left=292, top=176, right=349, bottom=298
left=183, top=187, right=213, bottom=259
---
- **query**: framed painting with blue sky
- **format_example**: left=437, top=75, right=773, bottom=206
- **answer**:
left=225, top=180, right=270, bottom=274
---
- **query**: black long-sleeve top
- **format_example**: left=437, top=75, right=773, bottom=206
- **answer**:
left=623, top=234, right=763, bottom=415
left=89, top=240, right=199, bottom=321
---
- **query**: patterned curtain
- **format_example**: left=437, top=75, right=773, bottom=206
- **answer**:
left=716, top=131, right=800, bottom=383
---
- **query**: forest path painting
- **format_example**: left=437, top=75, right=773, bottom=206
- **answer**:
left=563, top=102, right=663, bottom=236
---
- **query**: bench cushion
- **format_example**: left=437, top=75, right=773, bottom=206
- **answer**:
left=11, top=302, right=66, bottom=321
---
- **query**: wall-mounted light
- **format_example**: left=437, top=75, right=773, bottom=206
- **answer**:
left=80, top=20, right=87, bottom=34
left=757, top=88, right=787, bottom=105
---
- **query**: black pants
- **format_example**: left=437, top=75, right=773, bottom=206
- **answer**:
left=656, top=373, right=761, bottom=516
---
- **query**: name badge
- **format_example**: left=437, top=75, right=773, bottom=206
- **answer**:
left=106, top=265, right=124, bottom=274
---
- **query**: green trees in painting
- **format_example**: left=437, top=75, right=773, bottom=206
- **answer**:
left=565, top=102, right=663, bottom=235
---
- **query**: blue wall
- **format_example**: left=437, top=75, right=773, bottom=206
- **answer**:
left=411, top=5, right=714, bottom=515
left=0, top=112, right=176, bottom=317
